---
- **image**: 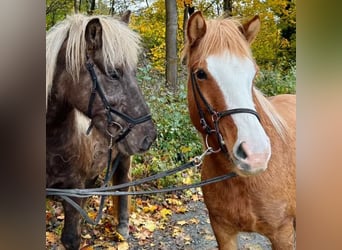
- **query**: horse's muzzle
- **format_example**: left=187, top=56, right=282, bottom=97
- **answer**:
left=140, top=133, right=156, bottom=152
left=232, top=141, right=271, bottom=176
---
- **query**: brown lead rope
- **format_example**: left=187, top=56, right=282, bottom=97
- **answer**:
left=46, top=148, right=237, bottom=224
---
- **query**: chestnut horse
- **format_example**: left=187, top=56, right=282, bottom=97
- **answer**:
left=46, top=12, right=156, bottom=249
left=183, top=12, right=295, bottom=249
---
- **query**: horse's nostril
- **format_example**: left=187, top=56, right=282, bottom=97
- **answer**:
left=236, top=142, right=247, bottom=159
left=141, top=136, right=153, bottom=151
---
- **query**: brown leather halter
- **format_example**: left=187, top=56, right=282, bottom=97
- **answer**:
left=190, top=71, right=260, bottom=154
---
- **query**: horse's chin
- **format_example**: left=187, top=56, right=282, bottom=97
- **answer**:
left=117, top=137, right=152, bottom=156
left=232, top=160, right=268, bottom=177
left=117, top=141, right=135, bottom=156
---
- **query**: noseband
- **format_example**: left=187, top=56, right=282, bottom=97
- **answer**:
left=85, top=60, right=152, bottom=142
left=191, top=71, right=260, bottom=154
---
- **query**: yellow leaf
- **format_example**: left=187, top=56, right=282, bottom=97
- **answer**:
left=189, top=218, right=200, bottom=224
left=144, top=221, right=157, bottom=232
left=81, top=233, right=92, bottom=239
left=113, top=231, right=125, bottom=242
left=117, top=241, right=129, bottom=250
left=45, top=232, right=57, bottom=244
left=180, top=146, right=192, bottom=153
left=176, top=206, right=188, bottom=213
left=87, top=211, right=97, bottom=220
left=182, top=176, right=192, bottom=185
left=166, top=198, right=182, bottom=205
left=176, top=220, right=187, bottom=226
left=80, top=245, right=93, bottom=250
left=191, top=194, right=199, bottom=201
left=143, top=204, right=158, bottom=213
left=160, top=208, right=172, bottom=219
left=172, top=226, right=182, bottom=237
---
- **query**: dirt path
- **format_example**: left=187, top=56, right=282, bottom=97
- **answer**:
left=128, top=199, right=272, bottom=250
left=46, top=193, right=272, bottom=249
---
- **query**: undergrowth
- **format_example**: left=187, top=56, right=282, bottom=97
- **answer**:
left=132, top=65, right=203, bottom=188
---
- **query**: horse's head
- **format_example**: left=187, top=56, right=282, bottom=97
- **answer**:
left=47, top=13, right=156, bottom=155
left=184, top=11, right=271, bottom=176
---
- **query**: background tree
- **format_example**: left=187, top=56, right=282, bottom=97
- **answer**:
left=183, top=0, right=195, bottom=43
left=223, top=0, right=232, bottom=17
left=165, top=0, right=178, bottom=92
left=46, top=0, right=73, bottom=29
left=88, top=0, right=96, bottom=14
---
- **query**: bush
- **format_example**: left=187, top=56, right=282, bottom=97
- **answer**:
left=255, top=64, right=296, bottom=96
left=132, top=64, right=202, bottom=188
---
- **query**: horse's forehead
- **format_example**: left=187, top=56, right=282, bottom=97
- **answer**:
left=206, top=52, right=255, bottom=73
left=205, top=52, right=256, bottom=108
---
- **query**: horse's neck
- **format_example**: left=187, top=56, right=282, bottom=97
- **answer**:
left=253, top=91, right=289, bottom=145
left=47, top=97, right=73, bottom=135
left=46, top=102, right=111, bottom=188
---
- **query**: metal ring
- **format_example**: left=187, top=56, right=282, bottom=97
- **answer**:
left=205, top=134, right=221, bottom=153
left=106, top=121, right=123, bottom=137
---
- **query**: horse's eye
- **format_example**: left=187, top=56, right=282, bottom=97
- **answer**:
left=196, top=69, right=207, bottom=80
left=109, top=71, right=119, bottom=80
left=108, top=69, right=121, bottom=80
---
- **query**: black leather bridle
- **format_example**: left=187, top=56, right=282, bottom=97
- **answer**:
left=190, top=71, right=260, bottom=154
left=85, top=59, right=152, bottom=142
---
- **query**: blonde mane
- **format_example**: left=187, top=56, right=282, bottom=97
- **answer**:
left=182, top=17, right=252, bottom=64
left=254, top=87, right=289, bottom=141
left=46, top=14, right=141, bottom=109
left=183, top=16, right=288, bottom=139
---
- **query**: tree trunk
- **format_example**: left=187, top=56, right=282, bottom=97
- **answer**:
left=183, top=3, right=195, bottom=44
left=109, top=0, right=115, bottom=16
left=165, top=0, right=178, bottom=93
left=223, top=0, right=233, bottom=17
left=88, top=0, right=96, bottom=15
left=74, top=0, right=78, bottom=13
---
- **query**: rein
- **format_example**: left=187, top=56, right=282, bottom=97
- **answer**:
left=190, top=71, right=260, bottom=154
left=46, top=147, right=237, bottom=224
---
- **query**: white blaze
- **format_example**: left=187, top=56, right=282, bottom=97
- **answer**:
left=206, top=52, right=270, bottom=163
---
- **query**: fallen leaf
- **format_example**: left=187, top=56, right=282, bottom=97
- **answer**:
left=143, top=204, right=158, bottom=213
left=160, top=208, right=172, bottom=219
left=112, top=231, right=125, bottom=242
left=144, top=221, right=157, bottom=232
left=80, top=245, right=93, bottom=250
left=81, top=233, right=92, bottom=239
left=45, top=232, right=57, bottom=244
left=182, top=176, right=192, bottom=185
left=177, top=220, right=187, bottom=226
left=175, top=206, right=188, bottom=213
left=172, top=226, right=183, bottom=237
left=189, top=218, right=200, bottom=224
left=166, top=198, right=182, bottom=206
left=117, top=241, right=129, bottom=250
left=191, top=194, right=199, bottom=201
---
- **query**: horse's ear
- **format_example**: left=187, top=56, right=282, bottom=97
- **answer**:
left=85, top=18, right=102, bottom=51
left=240, top=15, right=260, bottom=44
left=121, top=10, right=131, bottom=24
left=186, top=11, right=206, bottom=47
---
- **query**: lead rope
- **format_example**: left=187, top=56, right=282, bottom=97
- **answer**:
left=47, top=147, right=237, bottom=199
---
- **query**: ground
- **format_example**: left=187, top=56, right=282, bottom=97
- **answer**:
left=46, top=188, right=272, bottom=250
